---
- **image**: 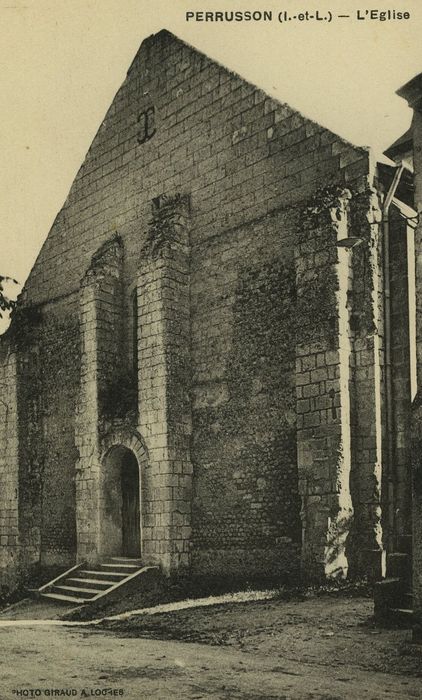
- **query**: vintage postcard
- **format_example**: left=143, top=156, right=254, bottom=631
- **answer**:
left=1, top=1, right=422, bottom=698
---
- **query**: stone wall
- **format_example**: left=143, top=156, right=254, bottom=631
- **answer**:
left=0, top=295, right=80, bottom=595
left=18, top=299, right=80, bottom=570
left=0, top=345, right=20, bottom=594
left=347, top=190, right=385, bottom=578
left=190, top=208, right=301, bottom=578
left=76, top=236, right=124, bottom=562
left=138, top=195, right=193, bottom=574
left=410, top=105, right=422, bottom=625
left=389, top=208, right=412, bottom=542
left=22, top=30, right=370, bottom=310
left=0, top=30, right=375, bottom=585
left=294, top=189, right=354, bottom=579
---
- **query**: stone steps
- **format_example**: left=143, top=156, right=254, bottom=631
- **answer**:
left=67, top=577, right=116, bottom=587
left=41, top=592, right=91, bottom=605
left=100, top=563, right=140, bottom=570
left=38, top=557, right=148, bottom=606
left=53, top=585, right=103, bottom=597
left=79, top=570, right=127, bottom=579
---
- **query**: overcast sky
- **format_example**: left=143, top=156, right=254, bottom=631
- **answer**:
left=1, top=0, right=421, bottom=286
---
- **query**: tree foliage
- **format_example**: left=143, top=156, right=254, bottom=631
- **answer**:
left=0, top=276, right=19, bottom=317
left=0, top=276, right=20, bottom=335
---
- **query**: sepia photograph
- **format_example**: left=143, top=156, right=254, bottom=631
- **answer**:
left=1, top=0, right=422, bottom=697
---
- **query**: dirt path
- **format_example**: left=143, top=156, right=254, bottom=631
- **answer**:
left=1, top=594, right=422, bottom=699
left=0, top=622, right=420, bottom=700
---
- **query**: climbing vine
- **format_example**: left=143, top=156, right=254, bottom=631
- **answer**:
left=298, top=185, right=352, bottom=240
left=98, top=368, right=138, bottom=421
left=143, top=193, right=189, bottom=259
left=6, top=306, right=42, bottom=349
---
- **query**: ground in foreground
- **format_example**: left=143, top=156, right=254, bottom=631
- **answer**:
left=0, top=593, right=421, bottom=699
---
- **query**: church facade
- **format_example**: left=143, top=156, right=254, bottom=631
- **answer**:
left=0, top=30, right=416, bottom=596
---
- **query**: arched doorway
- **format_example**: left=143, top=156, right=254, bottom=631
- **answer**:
left=121, top=450, right=141, bottom=557
left=100, top=445, right=142, bottom=558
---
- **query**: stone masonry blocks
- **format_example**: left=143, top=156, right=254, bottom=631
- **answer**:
left=138, top=195, right=193, bottom=574
left=295, top=189, right=354, bottom=580
left=75, top=237, right=124, bottom=563
left=0, top=30, right=376, bottom=591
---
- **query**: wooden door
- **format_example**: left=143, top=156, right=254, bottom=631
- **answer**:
left=121, top=452, right=141, bottom=557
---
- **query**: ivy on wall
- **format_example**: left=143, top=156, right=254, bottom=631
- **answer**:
left=98, top=368, right=138, bottom=421
left=6, top=306, right=42, bottom=349
left=348, top=188, right=378, bottom=337
left=298, top=185, right=352, bottom=242
left=143, top=193, right=189, bottom=259
left=295, top=185, right=347, bottom=347
left=295, top=184, right=378, bottom=345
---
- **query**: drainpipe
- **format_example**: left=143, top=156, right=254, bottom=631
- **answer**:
left=382, top=163, right=405, bottom=550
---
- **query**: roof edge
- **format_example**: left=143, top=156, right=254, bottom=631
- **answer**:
left=397, top=73, right=422, bottom=111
